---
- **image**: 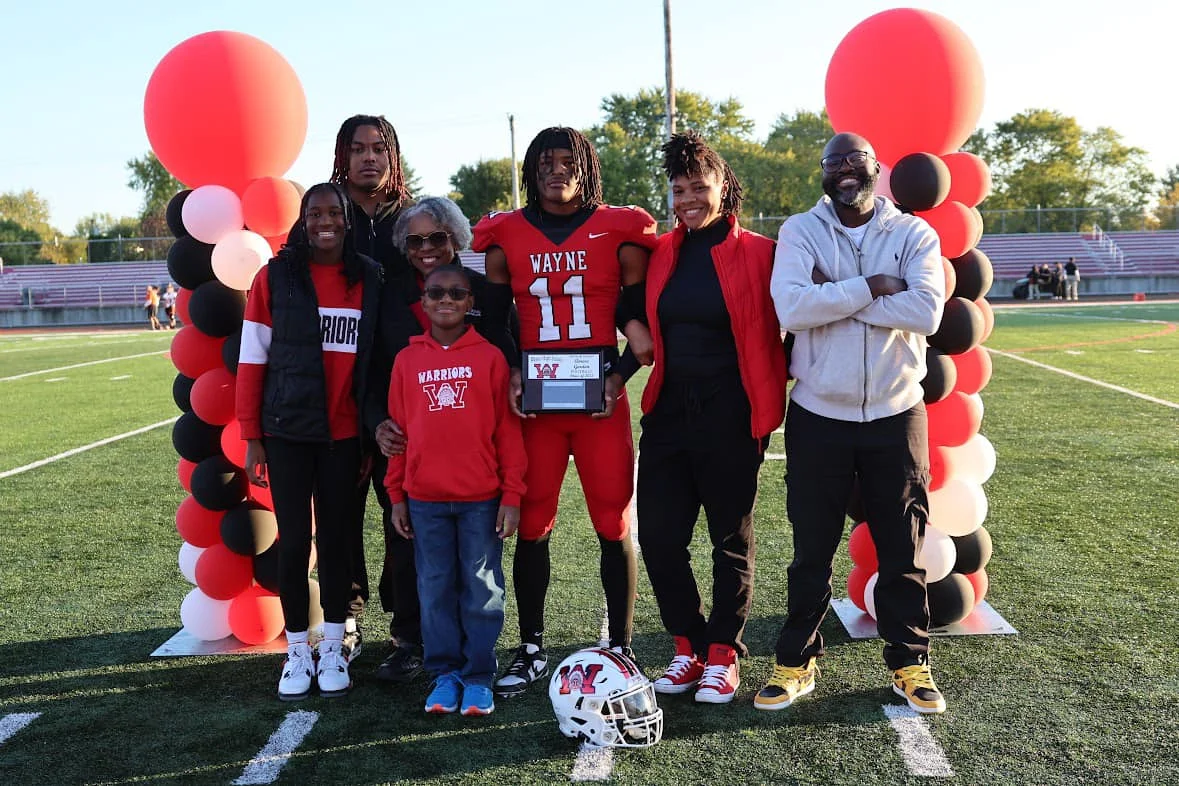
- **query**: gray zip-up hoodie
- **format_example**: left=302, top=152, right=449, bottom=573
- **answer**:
left=770, top=195, right=945, bottom=423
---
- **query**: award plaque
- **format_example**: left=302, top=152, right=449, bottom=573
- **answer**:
left=521, top=349, right=607, bottom=414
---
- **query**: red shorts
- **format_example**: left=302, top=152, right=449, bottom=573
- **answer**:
left=518, top=391, right=634, bottom=542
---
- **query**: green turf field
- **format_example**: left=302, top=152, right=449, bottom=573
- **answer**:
left=0, top=303, right=1176, bottom=785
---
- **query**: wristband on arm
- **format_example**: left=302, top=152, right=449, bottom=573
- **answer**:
left=616, top=281, right=648, bottom=330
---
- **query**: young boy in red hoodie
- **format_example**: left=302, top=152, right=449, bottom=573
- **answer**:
left=384, top=263, right=526, bottom=716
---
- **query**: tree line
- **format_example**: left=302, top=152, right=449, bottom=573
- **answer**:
left=3, top=89, right=1175, bottom=265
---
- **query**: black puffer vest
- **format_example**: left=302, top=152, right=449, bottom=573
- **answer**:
left=262, top=253, right=383, bottom=442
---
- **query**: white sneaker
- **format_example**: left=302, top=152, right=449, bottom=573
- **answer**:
left=277, top=643, right=315, bottom=701
left=317, top=645, right=352, bottom=697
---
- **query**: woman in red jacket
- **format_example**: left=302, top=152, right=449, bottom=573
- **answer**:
left=638, top=132, right=787, bottom=704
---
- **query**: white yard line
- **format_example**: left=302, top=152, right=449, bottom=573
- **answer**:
left=882, top=705, right=954, bottom=777
left=0, top=351, right=167, bottom=382
left=989, top=349, right=1179, bottom=410
left=0, top=417, right=179, bottom=480
left=0, top=712, right=41, bottom=746
left=232, top=710, right=319, bottom=785
left=570, top=743, right=615, bottom=782
left=110, top=375, right=131, bottom=380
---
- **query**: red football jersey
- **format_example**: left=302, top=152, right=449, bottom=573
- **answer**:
left=472, top=205, right=657, bottom=351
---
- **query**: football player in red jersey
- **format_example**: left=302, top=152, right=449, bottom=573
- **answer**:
left=471, top=127, right=657, bottom=697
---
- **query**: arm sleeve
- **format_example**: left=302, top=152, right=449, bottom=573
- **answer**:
left=850, top=222, right=946, bottom=335
left=616, top=281, right=647, bottom=329
left=770, top=217, right=874, bottom=331
left=491, top=354, right=527, bottom=507
left=382, top=358, right=408, bottom=503
left=235, top=271, right=272, bottom=440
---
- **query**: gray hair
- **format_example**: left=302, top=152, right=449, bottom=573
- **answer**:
left=392, top=196, right=473, bottom=253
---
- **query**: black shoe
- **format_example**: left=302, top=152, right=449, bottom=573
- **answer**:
left=494, top=644, right=548, bottom=698
left=374, top=641, right=423, bottom=683
left=611, top=645, right=641, bottom=671
left=341, top=624, right=362, bottom=665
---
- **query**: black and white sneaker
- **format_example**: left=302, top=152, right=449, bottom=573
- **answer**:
left=341, top=619, right=363, bottom=666
left=494, top=643, right=548, bottom=698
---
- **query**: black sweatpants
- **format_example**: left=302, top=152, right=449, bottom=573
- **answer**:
left=637, top=377, right=762, bottom=658
left=371, top=452, right=421, bottom=644
left=265, top=435, right=360, bottom=632
left=774, top=401, right=931, bottom=670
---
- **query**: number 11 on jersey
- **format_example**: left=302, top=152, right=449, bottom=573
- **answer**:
left=528, top=275, right=591, bottom=342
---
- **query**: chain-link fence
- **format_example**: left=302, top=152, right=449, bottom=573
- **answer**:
left=0, top=236, right=173, bottom=267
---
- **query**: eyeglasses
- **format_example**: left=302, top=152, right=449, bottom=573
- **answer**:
left=406, top=231, right=452, bottom=250
left=423, top=286, right=471, bottom=301
left=820, top=150, right=874, bottom=172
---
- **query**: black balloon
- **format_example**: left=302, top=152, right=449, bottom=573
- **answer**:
left=167, top=236, right=216, bottom=290
left=171, top=411, right=224, bottom=463
left=172, top=373, right=195, bottom=412
left=890, top=153, right=951, bottom=212
left=921, top=347, right=958, bottom=404
left=221, top=501, right=278, bottom=556
left=951, top=526, right=993, bottom=575
left=188, top=280, right=246, bottom=338
left=929, top=297, right=984, bottom=355
left=221, top=327, right=242, bottom=374
left=166, top=190, right=192, bottom=238
left=191, top=455, right=248, bottom=511
left=951, top=248, right=995, bottom=301
left=928, top=573, right=976, bottom=627
left=253, top=543, right=280, bottom=594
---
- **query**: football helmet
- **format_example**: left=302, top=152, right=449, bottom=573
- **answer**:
left=549, top=647, right=663, bottom=748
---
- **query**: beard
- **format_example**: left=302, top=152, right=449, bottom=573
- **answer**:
left=823, top=170, right=878, bottom=209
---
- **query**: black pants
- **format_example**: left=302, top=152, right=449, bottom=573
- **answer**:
left=353, top=452, right=421, bottom=644
left=637, top=377, right=762, bottom=658
left=265, top=435, right=360, bottom=632
left=774, top=401, right=930, bottom=670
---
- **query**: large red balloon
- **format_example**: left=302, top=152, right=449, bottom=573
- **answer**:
left=175, top=287, right=192, bottom=325
left=190, top=367, right=237, bottom=426
left=220, top=419, right=248, bottom=468
left=177, top=458, right=198, bottom=494
left=825, top=9, right=984, bottom=166
left=144, top=31, right=307, bottom=193
left=943, top=152, right=992, bottom=207
left=242, top=178, right=302, bottom=237
left=171, top=325, right=227, bottom=379
left=929, top=444, right=956, bottom=492
left=963, top=568, right=989, bottom=604
left=848, top=522, right=878, bottom=571
left=229, top=585, right=284, bottom=645
left=195, top=542, right=254, bottom=601
left=927, top=391, right=984, bottom=447
left=176, top=495, right=224, bottom=548
left=951, top=345, right=993, bottom=395
left=847, top=564, right=873, bottom=613
left=917, top=200, right=976, bottom=259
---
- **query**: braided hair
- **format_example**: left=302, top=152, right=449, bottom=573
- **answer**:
left=522, top=127, right=603, bottom=210
left=661, top=130, right=744, bottom=218
left=330, top=114, right=411, bottom=204
left=279, top=182, right=366, bottom=288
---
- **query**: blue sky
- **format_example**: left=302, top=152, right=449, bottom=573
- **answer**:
left=1, top=0, right=1174, bottom=232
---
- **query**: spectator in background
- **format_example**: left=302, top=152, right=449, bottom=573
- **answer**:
left=144, top=285, right=162, bottom=330
left=1054, top=262, right=1066, bottom=300
left=161, top=283, right=178, bottom=329
left=1064, top=257, right=1080, bottom=301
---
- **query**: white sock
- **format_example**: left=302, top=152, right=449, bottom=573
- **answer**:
left=286, top=629, right=309, bottom=656
left=322, top=622, right=345, bottom=652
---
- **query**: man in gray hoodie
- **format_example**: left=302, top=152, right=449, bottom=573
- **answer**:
left=757, top=132, right=947, bottom=715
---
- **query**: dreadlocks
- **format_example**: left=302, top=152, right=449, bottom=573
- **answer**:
left=280, top=182, right=366, bottom=288
left=522, top=127, right=603, bottom=210
left=330, top=114, right=411, bottom=204
left=661, top=130, right=744, bottom=218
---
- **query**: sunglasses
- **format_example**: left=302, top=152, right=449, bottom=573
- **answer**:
left=406, top=231, right=452, bottom=250
left=820, top=150, right=874, bottom=173
left=423, top=286, right=471, bottom=301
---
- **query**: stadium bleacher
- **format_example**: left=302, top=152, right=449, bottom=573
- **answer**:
left=0, top=261, right=171, bottom=309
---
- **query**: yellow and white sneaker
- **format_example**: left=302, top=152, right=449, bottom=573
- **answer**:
left=753, top=658, right=817, bottom=711
left=892, top=662, right=946, bottom=714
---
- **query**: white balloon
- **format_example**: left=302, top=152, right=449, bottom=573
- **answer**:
left=180, top=587, right=233, bottom=641
left=917, top=527, right=957, bottom=583
left=928, top=477, right=988, bottom=537
left=864, top=572, right=880, bottom=620
left=212, top=230, right=271, bottom=291
left=178, top=542, right=205, bottom=585
left=182, top=185, right=243, bottom=245
left=944, top=433, right=996, bottom=485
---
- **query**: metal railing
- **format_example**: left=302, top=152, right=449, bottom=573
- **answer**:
left=1087, top=225, right=1127, bottom=271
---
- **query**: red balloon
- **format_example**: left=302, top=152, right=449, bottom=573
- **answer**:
left=190, top=367, right=237, bottom=426
left=941, top=257, right=956, bottom=302
left=943, top=152, right=992, bottom=207
left=144, top=32, right=307, bottom=193
left=963, top=568, right=989, bottom=605
left=178, top=458, right=198, bottom=493
left=916, top=201, right=975, bottom=259
left=824, top=9, right=984, bottom=166
left=175, top=287, right=192, bottom=325
left=242, top=177, right=302, bottom=237
left=176, top=495, right=224, bottom=548
left=171, top=325, right=226, bottom=379
left=848, top=563, right=874, bottom=613
left=848, top=522, right=878, bottom=571
left=249, top=482, right=274, bottom=511
left=926, top=391, right=983, bottom=447
left=975, top=297, right=995, bottom=342
left=929, top=444, right=956, bottom=492
left=265, top=233, right=288, bottom=256
left=951, top=345, right=993, bottom=395
left=229, top=584, right=285, bottom=645
left=220, top=419, right=248, bottom=468
left=195, top=542, right=254, bottom=601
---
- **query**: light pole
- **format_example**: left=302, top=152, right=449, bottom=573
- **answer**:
left=664, top=0, right=676, bottom=223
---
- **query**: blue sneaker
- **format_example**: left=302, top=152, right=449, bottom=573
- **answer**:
left=424, top=672, right=462, bottom=714
left=461, top=683, right=495, bottom=716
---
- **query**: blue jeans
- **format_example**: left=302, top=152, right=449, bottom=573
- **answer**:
left=408, top=497, right=504, bottom=687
